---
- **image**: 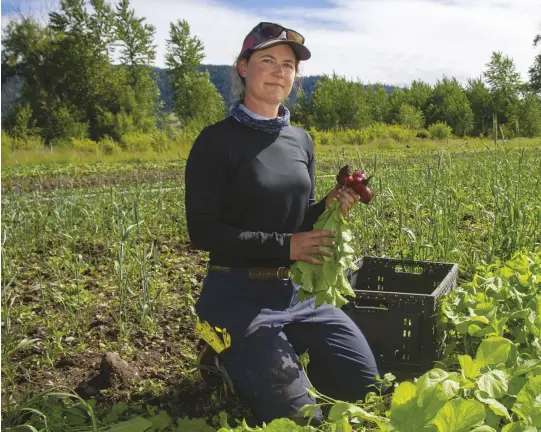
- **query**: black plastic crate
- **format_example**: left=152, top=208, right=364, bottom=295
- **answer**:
left=343, top=256, right=458, bottom=377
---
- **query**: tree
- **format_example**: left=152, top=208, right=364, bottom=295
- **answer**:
left=1, top=17, right=62, bottom=139
left=186, top=71, right=226, bottom=126
left=425, top=77, right=473, bottom=136
left=365, top=84, right=390, bottom=123
left=290, top=88, right=312, bottom=128
left=5, top=102, right=39, bottom=143
left=397, top=104, right=424, bottom=131
left=519, top=93, right=541, bottom=137
left=310, top=73, right=372, bottom=130
left=404, top=80, right=432, bottom=120
left=2, top=0, right=165, bottom=144
left=165, top=19, right=224, bottom=127
left=112, top=0, right=160, bottom=135
left=114, top=0, right=156, bottom=75
left=465, top=77, right=492, bottom=136
left=529, top=29, right=541, bottom=94
left=387, top=87, right=408, bottom=124
left=48, top=0, right=122, bottom=141
left=483, top=51, right=522, bottom=131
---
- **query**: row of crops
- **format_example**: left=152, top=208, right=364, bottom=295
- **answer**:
left=1, top=139, right=540, bottom=431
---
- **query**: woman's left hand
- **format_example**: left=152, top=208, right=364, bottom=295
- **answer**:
left=325, top=185, right=360, bottom=216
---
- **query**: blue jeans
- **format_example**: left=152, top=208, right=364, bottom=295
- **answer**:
left=195, top=268, right=380, bottom=426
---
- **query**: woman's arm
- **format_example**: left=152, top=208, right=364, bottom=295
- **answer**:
left=184, top=127, right=292, bottom=262
left=298, top=134, right=327, bottom=232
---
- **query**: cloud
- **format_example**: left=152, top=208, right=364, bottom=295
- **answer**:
left=3, top=0, right=540, bottom=86
left=131, top=0, right=541, bottom=85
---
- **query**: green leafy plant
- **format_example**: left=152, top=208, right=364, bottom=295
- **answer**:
left=290, top=166, right=374, bottom=308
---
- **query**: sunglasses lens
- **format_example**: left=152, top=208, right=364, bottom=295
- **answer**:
left=286, top=30, right=304, bottom=44
left=260, top=23, right=284, bottom=38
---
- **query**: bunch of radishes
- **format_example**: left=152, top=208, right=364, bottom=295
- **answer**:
left=336, top=165, right=374, bottom=204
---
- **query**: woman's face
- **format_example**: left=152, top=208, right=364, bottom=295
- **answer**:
left=239, top=43, right=297, bottom=106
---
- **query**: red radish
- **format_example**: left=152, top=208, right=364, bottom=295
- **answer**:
left=356, top=184, right=374, bottom=203
left=336, top=165, right=375, bottom=205
left=352, top=170, right=366, bottom=181
left=336, top=165, right=352, bottom=186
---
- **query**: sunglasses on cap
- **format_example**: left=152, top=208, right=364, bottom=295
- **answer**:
left=240, top=22, right=311, bottom=61
left=255, top=22, right=305, bottom=44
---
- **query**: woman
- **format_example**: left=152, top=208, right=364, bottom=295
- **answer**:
left=184, top=22, right=380, bottom=426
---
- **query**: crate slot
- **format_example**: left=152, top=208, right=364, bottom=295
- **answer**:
left=394, top=265, right=424, bottom=274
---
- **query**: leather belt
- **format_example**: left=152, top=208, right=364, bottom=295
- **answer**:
left=208, top=265, right=290, bottom=281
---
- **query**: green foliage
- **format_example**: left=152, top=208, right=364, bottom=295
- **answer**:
left=186, top=71, right=226, bottom=126
left=397, top=104, right=425, bottom=130
left=309, top=73, right=372, bottom=130
left=112, top=0, right=160, bottom=135
left=47, top=104, right=91, bottom=142
left=428, top=121, right=453, bottom=140
left=1, top=130, right=43, bottom=151
left=1, top=387, right=98, bottom=431
left=1, top=0, right=159, bottom=145
left=529, top=31, right=541, bottom=94
left=366, top=83, right=391, bottom=123
left=484, top=52, right=522, bottom=128
left=2, top=144, right=541, bottom=431
left=404, top=80, right=433, bottom=113
left=519, top=93, right=541, bottom=138
left=290, top=89, right=312, bottom=127
left=97, top=136, right=121, bottom=155
left=416, top=128, right=430, bottom=139
left=4, top=101, right=40, bottom=140
left=466, top=78, right=493, bottom=136
left=388, top=87, right=408, bottom=124
left=387, top=251, right=541, bottom=431
left=307, top=123, right=416, bottom=147
left=386, top=125, right=416, bottom=143
left=120, top=132, right=154, bottom=152
left=290, top=201, right=358, bottom=308
left=114, top=0, right=156, bottom=69
left=71, top=137, right=99, bottom=153
left=165, top=20, right=225, bottom=128
left=529, top=55, right=541, bottom=94
left=426, top=77, right=473, bottom=136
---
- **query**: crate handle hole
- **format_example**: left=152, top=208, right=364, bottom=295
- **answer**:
left=353, top=298, right=389, bottom=311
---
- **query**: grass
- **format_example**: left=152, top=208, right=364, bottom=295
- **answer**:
left=4, top=136, right=539, bottom=167
left=1, top=145, right=193, bottom=167
left=1, top=136, right=541, bottom=430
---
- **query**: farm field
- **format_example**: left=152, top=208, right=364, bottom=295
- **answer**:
left=1, top=138, right=541, bottom=431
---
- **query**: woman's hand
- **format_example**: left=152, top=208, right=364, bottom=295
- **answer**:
left=325, top=185, right=360, bottom=216
left=290, top=230, right=337, bottom=265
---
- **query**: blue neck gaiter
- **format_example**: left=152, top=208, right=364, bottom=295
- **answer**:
left=230, top=100, right=291, bottom=134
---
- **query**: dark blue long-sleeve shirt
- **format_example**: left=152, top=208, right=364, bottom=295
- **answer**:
left=184, top=116, right=327, bottom=268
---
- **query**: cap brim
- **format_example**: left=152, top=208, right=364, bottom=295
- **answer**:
left=251, top=39, right=311, bottom=61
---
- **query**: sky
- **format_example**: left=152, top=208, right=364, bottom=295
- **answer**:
left=2, top=0, right=540, bottom=87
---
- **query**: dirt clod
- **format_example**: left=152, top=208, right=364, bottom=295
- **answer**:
left=76, top=352, right=140, bottom=398
left=100, top=352, right=141, bottom=387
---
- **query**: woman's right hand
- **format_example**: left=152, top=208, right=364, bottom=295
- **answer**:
left=290, top=230, right=337, bottom=265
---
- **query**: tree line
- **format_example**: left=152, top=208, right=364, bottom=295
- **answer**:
left=1, top=0, right=224, bottom=147
left=292, top=50, right=541, bottom=139
left=2, top=0, right=540, bottom=149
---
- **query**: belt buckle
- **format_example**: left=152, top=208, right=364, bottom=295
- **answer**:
left=277, top=266, right=289, bottom=281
